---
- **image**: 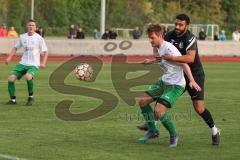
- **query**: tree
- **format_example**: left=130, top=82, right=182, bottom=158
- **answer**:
left=0, top=0, right=238, bottom=36
left=7, top=0, right=29, bottom=33
left=0, top=0, right=8, bottom=24
left=221, top=0, right=240, bottom=31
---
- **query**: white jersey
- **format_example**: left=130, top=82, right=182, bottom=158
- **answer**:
left=155, top=41, right=186, bottom=87
left=14, top=33, right=48, bottom=67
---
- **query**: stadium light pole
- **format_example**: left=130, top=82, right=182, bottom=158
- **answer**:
left=31, top=0, right=34, bottom=19
left=100, top=0, right=106, bottom=36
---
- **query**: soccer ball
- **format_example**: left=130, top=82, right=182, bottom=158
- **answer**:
left=75, top=63, right=93, bottom=81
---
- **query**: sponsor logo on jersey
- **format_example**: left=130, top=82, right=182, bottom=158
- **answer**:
left=192, top=95, right=198, bottom=99
left=179, top=42, right=184, bottom=49
left=189, top=37, right=194, bottom=42
left=164, top=95, right=170, bottom=99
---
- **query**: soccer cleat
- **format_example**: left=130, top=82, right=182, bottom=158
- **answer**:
left=6, top=100, right=17, bottom=105
left=138, top=130, right=159, bottom=143
left=137, top=123, right=149, bottom=131
left=169, top=135, right=179, bottom=147
left=212, top=129, right=220, bottom=146
left=26, top=97, right=34, bottom=106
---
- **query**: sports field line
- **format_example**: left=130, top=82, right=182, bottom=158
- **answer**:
left=0, top=153, right=29, bottom=160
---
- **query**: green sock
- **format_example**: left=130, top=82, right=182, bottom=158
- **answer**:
left=27, top=79, right=34, bottom=96
left=141, top=104, right=157, bottom=132
left=8, top=81, right=15, bottom=99
left=160, top=113, right=177, bottom=136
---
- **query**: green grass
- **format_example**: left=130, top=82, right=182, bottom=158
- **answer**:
left=0, top=62, right=239, bottom=160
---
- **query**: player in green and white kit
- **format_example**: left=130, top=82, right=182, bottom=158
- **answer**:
left=138, top=24, right=201, bottom=147
left=5, top=19, right=48, bottom=105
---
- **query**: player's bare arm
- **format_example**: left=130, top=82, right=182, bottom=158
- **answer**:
left=40, top=51, right=48, bottom=68
left=163, top=50, right=196, bottom=63
left=182, top=63, right=201, bottom=91
left=5, top=47, right=17, bottom=64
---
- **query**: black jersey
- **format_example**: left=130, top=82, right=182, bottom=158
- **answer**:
left=164, top=30, right=204, bottom=76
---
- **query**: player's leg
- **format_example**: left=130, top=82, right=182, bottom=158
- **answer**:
left=25, top=66, right=38, bottom=106
left=192, top=100, right=220, bottom=145
left=136, top=93, right=155, bottom=131
left=7, top=64, right=25, bottom=104
left=186, top=75, right=220, bottom=145
left=25, top=73, right=34, bottom=106
left=137, top=93, right=159, bottom=142
left=137, top=81, right=164, bottom=132
left=155, top=103, right=178, bottom=147
left=138, top=93, right=156, bottom=131
left=7, top=74, right=18, bottom=104
left=155, top=85, right=184, bottom=147
left=137, top=81, right=164, bottom=142
left=193, top=100, right=215, bottom=128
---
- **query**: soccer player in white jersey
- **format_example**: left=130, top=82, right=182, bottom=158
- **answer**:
left=5, top=19, right=48, bottom=106
left=137, top=24, right=201, bottom=147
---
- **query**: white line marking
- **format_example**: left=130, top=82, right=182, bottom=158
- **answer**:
left=0, top=153, right=29, bottom=160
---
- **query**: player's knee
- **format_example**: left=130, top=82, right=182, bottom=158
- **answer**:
left=138, top=93, right=153, bottom=108
left=8, top=75, right=16, bottom=82
left=154, top=107, right=165, bottom=119
left=195, top=106, right=205, bottom=114
left=193, top=101, right=205, bottom=114
left=138, top=98, right=148, bottom=108
left=25, top=74, right=33, bottom=80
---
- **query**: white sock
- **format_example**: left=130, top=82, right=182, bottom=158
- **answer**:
left=211, top=125, right=218, bottom=135
left=29, top=96, right=34, bottom=98
left=11, top=99, right=16, bottom=102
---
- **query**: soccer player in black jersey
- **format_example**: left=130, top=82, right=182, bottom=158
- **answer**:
left=137, top=14, right=220, bottom=145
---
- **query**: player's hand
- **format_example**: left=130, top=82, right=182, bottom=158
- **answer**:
left=141, top=59, right=152, bottom=65
left=163, top=54, right=174, bottom=61
left=155, top=56, right=162, bottom=61
left=5, top=57, right=11, bottom=65
left=189, top=81, right=202, bottom=92
left=40, top=63, right=46, bottom=69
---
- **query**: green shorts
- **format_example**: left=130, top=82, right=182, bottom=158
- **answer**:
left=145, top=80, right=185, bottom=108
left=11, top=64, right=39, bottom=79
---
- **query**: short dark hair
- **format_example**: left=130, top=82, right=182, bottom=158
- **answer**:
left=147, top=24, right=163, bottom=36
left=28, top=19, right=36, bottom=23
left=176, top=14, right=190, bottom=25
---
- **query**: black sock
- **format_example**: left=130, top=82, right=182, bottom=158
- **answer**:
left=10, top=96, right=16, bottom=100
left=200, top=109, right=215, bottom=128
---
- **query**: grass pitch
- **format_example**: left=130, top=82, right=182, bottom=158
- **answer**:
left=0, top=61, right=239, bottom=160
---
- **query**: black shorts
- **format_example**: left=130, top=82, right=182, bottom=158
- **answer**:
left=185, top=74, right=205, bottom=100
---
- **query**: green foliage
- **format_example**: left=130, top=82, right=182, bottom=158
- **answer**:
left=0, top=0, right=239, bottom=36
left=221, top=0, right=240, bottom=31
left=5, top=0, right=29, bottom=33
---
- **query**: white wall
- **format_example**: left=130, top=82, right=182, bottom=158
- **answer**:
left=1, top=38, right=240, bottom=56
